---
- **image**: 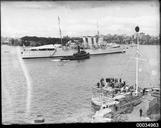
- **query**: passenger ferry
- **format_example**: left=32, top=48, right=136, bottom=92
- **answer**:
left=91, top=26, right=147, bottom=121
left=91, top=78, right=142, bottom=111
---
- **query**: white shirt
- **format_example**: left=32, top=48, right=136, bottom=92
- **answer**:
left=104, top=82, right=108, bottom=88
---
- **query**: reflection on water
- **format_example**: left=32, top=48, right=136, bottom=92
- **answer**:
left=16, top=47, right=32, bottom=120
left=2, top=45, right=160, bottom=123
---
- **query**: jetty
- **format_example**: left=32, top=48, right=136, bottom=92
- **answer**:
left=124, top=94, right=159, bottom=122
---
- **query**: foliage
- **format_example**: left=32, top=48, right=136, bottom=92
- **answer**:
left=20, top=36, right=83, bottom=46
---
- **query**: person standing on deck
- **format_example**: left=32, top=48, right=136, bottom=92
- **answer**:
left=142, top=88, right=146, bottom=95
left=119, top=78, right=122, bottom=83
left=96, top=82, right=100, bottom=88
left=139, top=108, right=143, bottom=117
left=105, top=78, right=109, bottom=88
left=100, top=78, right=105, bottom=87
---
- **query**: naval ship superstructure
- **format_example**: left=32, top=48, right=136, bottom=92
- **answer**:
left=21, top=17, right=125, bottom=59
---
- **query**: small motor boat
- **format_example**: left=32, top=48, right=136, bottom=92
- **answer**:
left=34, top=115, right=45, bottom=123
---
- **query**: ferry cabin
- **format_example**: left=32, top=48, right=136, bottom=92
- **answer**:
left=21, top=44, right=57, bottom=58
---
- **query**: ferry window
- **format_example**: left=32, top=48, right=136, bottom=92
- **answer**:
left=115, top=99, right=119, bottom=101
left=31, top=49, right=37, bottom=51
left=115, top=106, right=118, bottom=111
left=155, top=89, right=159, bottom=92
left=48, top=49, right=55, bottom=50
left=39, top=49, right=47, bottom=51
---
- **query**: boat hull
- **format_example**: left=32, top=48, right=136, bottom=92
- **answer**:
left=91, top=93, right=143, bottom=112
left=91, top=100, right=101, bottom=112
left=60, top=53, right=90, bottom=60
left=21, top=47, right=125, bottom=59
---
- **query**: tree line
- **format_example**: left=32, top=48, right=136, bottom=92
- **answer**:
left=1, top=34, right=159, bottom=46
left=20, top=36, right=83, bottom=46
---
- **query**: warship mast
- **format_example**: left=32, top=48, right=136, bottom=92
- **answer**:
left=58, top=16, right=63, bottom=47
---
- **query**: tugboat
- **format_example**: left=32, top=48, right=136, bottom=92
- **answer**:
left=60, top=45, right=90, bottom=60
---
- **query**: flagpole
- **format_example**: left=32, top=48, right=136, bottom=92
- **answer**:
left=135, top=26, right=140, bottom=93
left=97, top=21, right=99, bottom=47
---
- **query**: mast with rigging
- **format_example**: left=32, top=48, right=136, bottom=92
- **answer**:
left=58, top=16, right=62, bottom=47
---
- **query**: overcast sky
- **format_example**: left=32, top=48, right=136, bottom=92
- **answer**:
left=1, top=1, right=160, bottom=38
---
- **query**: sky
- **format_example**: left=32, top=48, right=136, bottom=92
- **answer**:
left=1, top=1, right=160, bottom=38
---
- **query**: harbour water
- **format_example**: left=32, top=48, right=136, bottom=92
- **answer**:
left=2, top=45, right=160, bottom=124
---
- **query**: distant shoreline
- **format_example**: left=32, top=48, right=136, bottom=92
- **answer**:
left=1, top=43, right=160, bottom=47
left=1, top=34, right=160, bottom=46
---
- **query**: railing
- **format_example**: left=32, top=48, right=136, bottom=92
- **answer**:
left=92, top=87, right=113, bottom=98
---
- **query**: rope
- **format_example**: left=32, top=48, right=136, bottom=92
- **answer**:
left=51, top=49, right=57, bottom=57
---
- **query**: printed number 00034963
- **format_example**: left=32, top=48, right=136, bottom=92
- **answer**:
left=136, top=123, right=159, bottom=127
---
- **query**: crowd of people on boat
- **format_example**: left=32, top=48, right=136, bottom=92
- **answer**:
left=95, top=78, right=135, bottom=94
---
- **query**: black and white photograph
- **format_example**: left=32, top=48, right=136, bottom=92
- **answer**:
left=1, top=0, right=160, bottom=124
